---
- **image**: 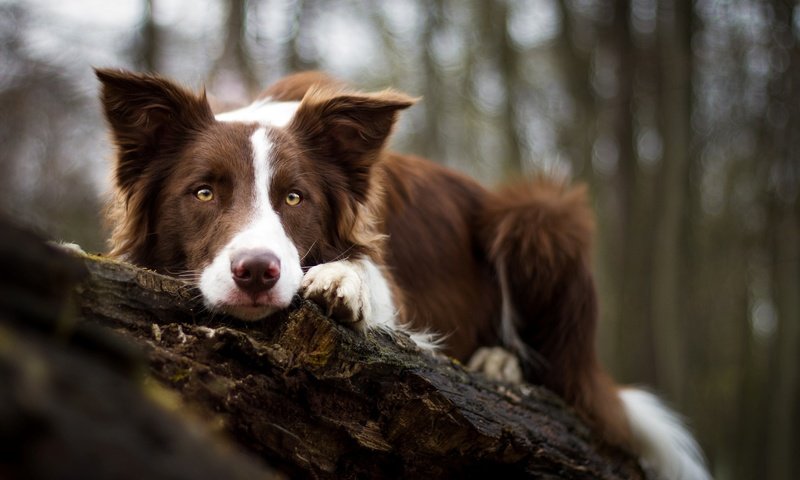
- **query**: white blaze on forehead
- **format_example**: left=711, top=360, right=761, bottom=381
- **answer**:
left=215, top=99, right=301, bottom=127
left=228, top=127, right=294, bottom=252
left=250, top=127, right=272, bottom=214
left=197, top=126, right=304, bottom=320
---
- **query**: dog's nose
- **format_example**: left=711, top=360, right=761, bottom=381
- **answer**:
left=230, top=250, right=281, bottom=294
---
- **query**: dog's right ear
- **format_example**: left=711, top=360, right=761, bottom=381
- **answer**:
left=95, top=68, right=214, bottom=190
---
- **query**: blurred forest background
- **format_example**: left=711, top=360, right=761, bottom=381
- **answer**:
left=0, top=0, right=798, bottom=478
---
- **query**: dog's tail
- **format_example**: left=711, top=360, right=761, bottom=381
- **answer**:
left=479, top=177, right=710, bottom=480
left=620, top=388, right=711, bottom=480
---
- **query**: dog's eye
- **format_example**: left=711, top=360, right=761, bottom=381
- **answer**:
left=195, top=187, right=214, bottom=202
left=285, top=191, right=302, bottom=206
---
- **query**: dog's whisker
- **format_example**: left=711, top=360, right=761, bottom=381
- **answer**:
left=300, top=240, right=318, bottom=264
left=329, top=245, right=355, bottom=263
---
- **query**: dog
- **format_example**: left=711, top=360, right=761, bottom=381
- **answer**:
left=96, top=68, right=710, bottom=480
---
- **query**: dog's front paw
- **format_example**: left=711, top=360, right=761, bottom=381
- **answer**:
left=467, top=346, right=523, bottom=384
left=301, top=261, right=370, bottom=327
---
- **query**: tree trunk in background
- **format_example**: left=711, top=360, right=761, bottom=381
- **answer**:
left=494, top=0, right=523, bottom=176
left=552, top=2, right=630, bottom=369
left=764, top=4, right=800, bottom=477
left=766, top=197, right=800, bottom=480
left=209, top=0, right=260, bottom=98
left=650, top=0, right=693, bottom=405
left=135, top=0, right=159, bottom=71
left=479, top=0, right=523, bottom=176
left=598, top=1, right=657, bottom=386
left=285, top=0, right=318, bottom=72
left=418, top=0, right=446, bottom=164
left=553, top=0, right=594, bottom=179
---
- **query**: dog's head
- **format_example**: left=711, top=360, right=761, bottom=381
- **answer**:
left=96, top=69, right=413, bottom=320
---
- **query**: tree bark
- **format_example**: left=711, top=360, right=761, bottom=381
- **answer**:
left=134, top=0, right=159, bottom=71
left=1, top=218, right=645, bottom=479
left=208, top=0, right=260, bottom=99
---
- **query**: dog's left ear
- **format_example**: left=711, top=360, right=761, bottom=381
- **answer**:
left=290, top=88, right=416, bottom=198
left=95, top=68, right=214, bottom=191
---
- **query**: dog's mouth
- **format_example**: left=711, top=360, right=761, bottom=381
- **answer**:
left=220, top=303, right=280, bottom=321
left=208, top=291, right=292, bottom=321
left=196, top=244, right=304, bottom=322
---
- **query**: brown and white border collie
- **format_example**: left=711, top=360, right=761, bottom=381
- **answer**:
left=96, top=68, right=709, bottom=480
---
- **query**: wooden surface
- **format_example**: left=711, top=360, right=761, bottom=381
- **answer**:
left=0, top=218, right=645, bottom=478
left=0, top=220, right=280, bottom=480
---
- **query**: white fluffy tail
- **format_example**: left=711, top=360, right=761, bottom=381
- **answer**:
left=620, top=388, right=711, bottom=480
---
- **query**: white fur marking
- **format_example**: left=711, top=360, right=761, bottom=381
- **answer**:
left=620, top=388, right=711, bottom=480
left=358, top=259, right=398, bottom=328
left=198, top=128, right=303, bottom=320
left=250, top=127, right=271, bottom=214
left=215, top=99, right=300, bottom=127
left=497, top=261, right=534, bottom=364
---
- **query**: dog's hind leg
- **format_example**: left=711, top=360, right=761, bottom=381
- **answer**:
left=480, top=179, right=711, bottom=480
left=479, top=178, right=632, bottom=447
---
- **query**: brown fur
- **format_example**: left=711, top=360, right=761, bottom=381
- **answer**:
left=97, top=69, right=632, bottom=449
left=376, top=157, right=631, bottom=445
left=258, top=71, right=345, bottom=102
left=478, top=180, right=630, bottom=444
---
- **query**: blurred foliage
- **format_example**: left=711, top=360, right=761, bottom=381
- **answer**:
left=0, top=0, right=798, bottom=478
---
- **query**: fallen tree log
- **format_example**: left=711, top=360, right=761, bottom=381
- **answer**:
left=1, top=218, right=645, bottom=479
left=0, top=220, right=280, bottom=480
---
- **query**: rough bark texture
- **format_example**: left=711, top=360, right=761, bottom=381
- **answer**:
left=0, top=218, right=644, bottom=479
left=0, top=220, right=280, bottom=480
